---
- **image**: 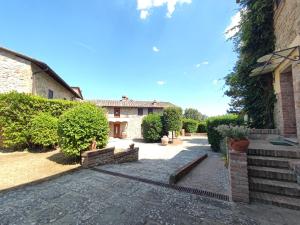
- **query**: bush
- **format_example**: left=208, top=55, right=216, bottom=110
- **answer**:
left=141, top=113, right=163, bottom=142
left=206, top=114, right=243, bottom=151
left=58, top=103, right=109, bottom=157
left=184, top=108, right=204, bottom=121
left=29, top=113, right=58, bottom=148
left=197, top=121, right=207, bottom=133
left=182, top=119, right=198, bottom=133
left=163, top=107, right=182, bottom=137
left=0, top=92, right=77, bottom=148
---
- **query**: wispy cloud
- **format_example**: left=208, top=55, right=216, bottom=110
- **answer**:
left=137, top=0, right=192, bottom=20
left=212, top=79, right=220, bottom=86
left=73, top=41, right=95, bottom=53
left=224, top=11, right=241, bottom=39
left=152, top=46, right=160, bottom=52
left=157, top=80, right=166, bottom=85
left=196, top=61, right=209, bottom=68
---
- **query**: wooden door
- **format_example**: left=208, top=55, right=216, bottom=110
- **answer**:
left=114, top=123, right=121, bottom=138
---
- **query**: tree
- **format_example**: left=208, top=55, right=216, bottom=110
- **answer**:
left=224, top=0, right=276, bottom=128
left=163, top=107, right=182, bottom=141
left=141, top=113, right=163, bottom=143
left=184, top=108, right=204, bottom=121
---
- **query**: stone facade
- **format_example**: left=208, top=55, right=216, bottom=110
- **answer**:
left=0, top=50, right=32, bottom=94
left=0, top=48, right=78, bottom=100
left=106, top=107, right=163, bottom=139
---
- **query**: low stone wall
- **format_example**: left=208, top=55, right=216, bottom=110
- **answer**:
left=249, top=129, right=280, bottom=140
left=228, top=150, right=249, bottom=203
left=81, top=147, right=139, bottom=168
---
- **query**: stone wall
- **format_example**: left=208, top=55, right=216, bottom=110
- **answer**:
left=274, top=0, right=300, bottom=50
left=81, top=147, right=139, bottom=168
left=228, top=150, right=249, bottom=203
left=106, top=107, right=163, bottom=139
left=0, top=50, right=32, bottom=94
left=32, top=64, right=76, bottom=100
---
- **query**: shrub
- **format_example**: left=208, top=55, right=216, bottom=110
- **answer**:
left=141, top=113, right=163, bottom=142
left=206, top=114, right=243, bottom=152
left=58, top=103, right=109, bottom=157
left=163, top=107, right=182, bottom=138
left=182, top=119, right=198, bottom=133
left=215, top=125, right=250, bottom=140
left=184, top=108, right=204, bottom=121
left=29, top=113, right=58, bottom=148
left=197, top=121, right=207, bottom=133
left=0, top=92, right=77, bottom=148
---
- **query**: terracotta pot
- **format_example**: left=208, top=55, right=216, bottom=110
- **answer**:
left=161, top=136, right=169, bottom=146
left=229, top=138, right=249, bottom=152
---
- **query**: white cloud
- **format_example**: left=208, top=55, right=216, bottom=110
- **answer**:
left=213, top=79, right=219, bottom=86
left=157, top=80, right=166, bottom=85
left=140, top=10, right=150, bottom=19
left=152, top=46, right=160, bottom=52
left=137, top=0, right=192, bottom=19
left=196, top=61, right=209, bottom=68
left=224, top=11, right=241, bottom=39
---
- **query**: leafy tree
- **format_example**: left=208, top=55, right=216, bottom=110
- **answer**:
left=225, top=0, right=276, bottom=128
left=182, top=118, right=198, bottom=133
left=163, top=107, right=182, bottom=140
left=184, top=108, right=205, bottom=121
left=141, top=113, right=163, bottom=142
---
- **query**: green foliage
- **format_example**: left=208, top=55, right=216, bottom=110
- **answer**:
left=163, top=107, right=183, bottom=135
left=141, top=113, right=163, bottom=143
left=0, top=92, right=77, bottom=148
left=215, top=125, right=250, bottom=140
left=182, top=118, right=198, bottom=133
left=184, top=108, right=204, bottom=121
left=225, top=0, right=276, bottom=128
left=206, top=114, right=243, bottom=151
left=58, top=103, right=109, bottom=157
left=29, top=113, right=58, bottom=148
left=197, top=121, right=207, bottom=133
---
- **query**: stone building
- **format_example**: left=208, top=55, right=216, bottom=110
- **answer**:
left=0, top=46, right=82, bottom=100
left=251, top=0, right=300, bottom=142
left=90, top=96, right=174, bottom=139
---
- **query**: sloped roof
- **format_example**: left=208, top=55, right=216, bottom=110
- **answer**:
left=90, top=99, right=175, bottom=108
left=0, top=46, right=82, bottom=99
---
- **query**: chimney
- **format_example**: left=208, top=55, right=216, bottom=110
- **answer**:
left=121, top=96, right=128, bottom=101
left=152, top=100, right=157, bottom=105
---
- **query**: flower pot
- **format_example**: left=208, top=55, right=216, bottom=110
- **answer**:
left=161, top=136, right=169, bottom=146
left=229, top=138, right=249, bottom=152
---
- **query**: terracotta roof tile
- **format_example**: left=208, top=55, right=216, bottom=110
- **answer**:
left=89, top=99, right=175, bottom=108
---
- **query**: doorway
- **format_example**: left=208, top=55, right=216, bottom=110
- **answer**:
left=113, top=123, right=121, bottom=138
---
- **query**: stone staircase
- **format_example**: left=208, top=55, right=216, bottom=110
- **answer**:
left=247, top=143, right=300, bottom=210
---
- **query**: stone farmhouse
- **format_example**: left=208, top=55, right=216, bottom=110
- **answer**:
left=90, top=96, right=174, bottom=139
left=250, top=0, right=300, bottom=142
left=0, top=46, right=83, bottom=100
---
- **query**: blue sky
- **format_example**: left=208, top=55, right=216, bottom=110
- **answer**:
left=0, top=0, right=240, bottom=116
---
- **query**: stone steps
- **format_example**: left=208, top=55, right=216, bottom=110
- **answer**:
left=249, top=177, right=300, bottom=197
left=248, top=155, right=292, bottom=169
left=248, top=148, right=300, bottom=159
left=248, top=166, right=297, bottom=182
left=250, top=191, right=300, bottom=210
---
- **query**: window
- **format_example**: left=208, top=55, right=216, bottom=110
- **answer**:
left=114, top=108, right=120, bottom=117
left=138, top=108, right=143, bottom=116
left=48, top=89, right=53, bottom=99
left=148, top=108, right=153, bottom=114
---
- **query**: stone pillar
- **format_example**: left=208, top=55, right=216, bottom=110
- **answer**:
left=228, top=150, right=249, bottom=203
left=292, top=61, right=300, bottom=142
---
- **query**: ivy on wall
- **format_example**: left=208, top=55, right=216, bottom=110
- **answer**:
left=225, top=0, right=276, bottom=128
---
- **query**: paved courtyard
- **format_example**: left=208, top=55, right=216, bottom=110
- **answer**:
left=1, top=168, right=300, bottom=225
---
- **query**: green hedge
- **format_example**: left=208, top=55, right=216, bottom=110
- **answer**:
left=197, top=121, right=207, bottom=133
left=182, top=118, right=198, bottom=133
left=58, top=103, right=109, bottom=157
left=206, top=114, right=243, bottom=151
left=0, top=92, right=78, bottom=148
left=141, top=113, right=163, bottom=143
left=29, top=113, right=59, bottom=148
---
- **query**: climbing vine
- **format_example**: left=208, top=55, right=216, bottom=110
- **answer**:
left=225, top=0, right=276, bottom=128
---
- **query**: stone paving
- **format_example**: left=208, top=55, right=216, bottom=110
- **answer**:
left=1, top=169, right=300, bottom=225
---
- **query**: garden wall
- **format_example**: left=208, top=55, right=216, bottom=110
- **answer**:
left=81, top=147, right=139, bottom=168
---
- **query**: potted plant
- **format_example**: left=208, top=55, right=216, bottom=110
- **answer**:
left=215, top=125, right=250, bottom=152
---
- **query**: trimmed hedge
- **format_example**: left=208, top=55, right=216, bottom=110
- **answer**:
left=58, top=103, right=109, bottom=157
left=141, top=113, right=163, bottom=143
left=163, top=107, right=182, bottom=136
left=206, top=114, right=243, bottom=151
left=29, top=113, right=58, bottom=148
left=0, top=92, right=78, bottom=148
left=182, top=119, right=198, bottom=133
left=197, top=121, right=207, bottom=133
